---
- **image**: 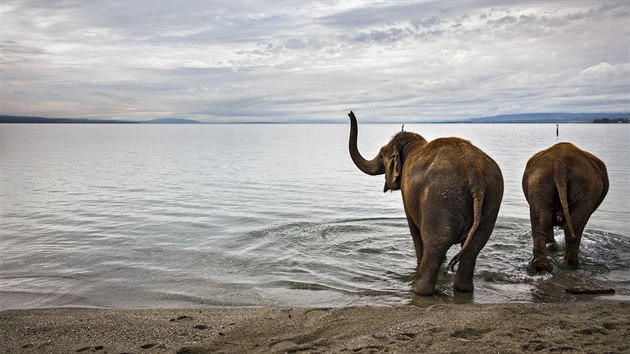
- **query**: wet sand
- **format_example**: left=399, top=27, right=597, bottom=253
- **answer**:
left=2, top=302, right=629, bottom=353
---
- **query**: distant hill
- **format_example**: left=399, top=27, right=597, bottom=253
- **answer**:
left=2, top=113, right=628, bottom=124
left=463, top=112, right=630, bottom=123
left=143, top=118, right=201, bottom=124
left=0, top=115, right=138, bottom=124
left=0, top=115, right=201, bottom=124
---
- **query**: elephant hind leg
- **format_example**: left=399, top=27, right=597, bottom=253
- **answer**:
left=453, top=219, right=494, bottom=292
left=564, top=198, right=596, bottom=267
left=412, top=236, right=452, bottom=296
left=530, top=234, right=553, bottom=273
left=528, top=205, right=554, bottom=273
left=412, top=253, right=445, bottom=296
left=407, top=220, right=423, bottom=267
left=564, top=216, right=588, bottom=267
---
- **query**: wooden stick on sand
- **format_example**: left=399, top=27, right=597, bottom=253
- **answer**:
left=566, top=287, right=615, bottom=295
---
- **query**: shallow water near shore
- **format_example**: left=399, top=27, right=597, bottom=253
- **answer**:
left=1, top=123, right=629, bottom=309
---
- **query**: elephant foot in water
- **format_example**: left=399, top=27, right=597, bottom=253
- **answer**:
left=565, top=240, right=581, bottom=268
left=453, top=280, right=474, bottom=293
left=528, top=256, right=552, bottom=273
left=411, top=280, right=436, bottom=296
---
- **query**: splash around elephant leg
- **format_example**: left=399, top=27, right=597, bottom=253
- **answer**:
left=547, top=240, right=559, bottom=253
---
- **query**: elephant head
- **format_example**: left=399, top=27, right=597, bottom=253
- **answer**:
left=348, top=111, right=423, bottom=192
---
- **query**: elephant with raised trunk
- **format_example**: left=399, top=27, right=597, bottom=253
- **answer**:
left=522, top=142, right=609, bottom=272
left=347, top=111, right=503, bottom=295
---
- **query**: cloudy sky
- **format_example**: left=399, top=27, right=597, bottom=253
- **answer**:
left=1, top=0, right=628, bottom=122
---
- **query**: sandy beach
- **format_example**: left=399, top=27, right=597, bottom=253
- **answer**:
left=1, top=301, right=628, bottom=353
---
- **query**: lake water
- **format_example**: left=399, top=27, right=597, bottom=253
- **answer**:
left=1, top=123, right=628, bottom=309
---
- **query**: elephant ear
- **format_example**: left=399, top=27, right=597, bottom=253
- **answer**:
left=384, top=147, right=401, bottom=192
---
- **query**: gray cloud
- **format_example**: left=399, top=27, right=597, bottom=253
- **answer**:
left=0, top=0, right=628, bottom=122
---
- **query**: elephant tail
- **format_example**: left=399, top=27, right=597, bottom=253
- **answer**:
left=447, top=178, right=485, bottom=271
left=554, top=158, right=576, bottom=241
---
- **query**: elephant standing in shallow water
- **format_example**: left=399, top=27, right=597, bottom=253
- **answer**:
left=522, top=142, right=609, bottom=272
left=347, top=111, right=504, bottom=295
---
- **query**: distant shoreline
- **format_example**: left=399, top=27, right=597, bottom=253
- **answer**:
left=1, top=113, right=628, bottom=124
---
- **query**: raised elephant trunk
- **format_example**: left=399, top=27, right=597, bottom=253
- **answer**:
left=348, top=111, right=385, bottom=175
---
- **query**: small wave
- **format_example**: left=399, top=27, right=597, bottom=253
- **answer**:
left=358, top=247, right=384, bottom=254
left=275, top=280, right=344, bottom=292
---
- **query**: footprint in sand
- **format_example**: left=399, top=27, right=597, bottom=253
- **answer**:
left=170, top=315, right=194, bottom=322
left=450, top=327, right=490, bottom=340
left=140, top=343, right=166, bottom=350
left=76, top=345, right=105, bottom=352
